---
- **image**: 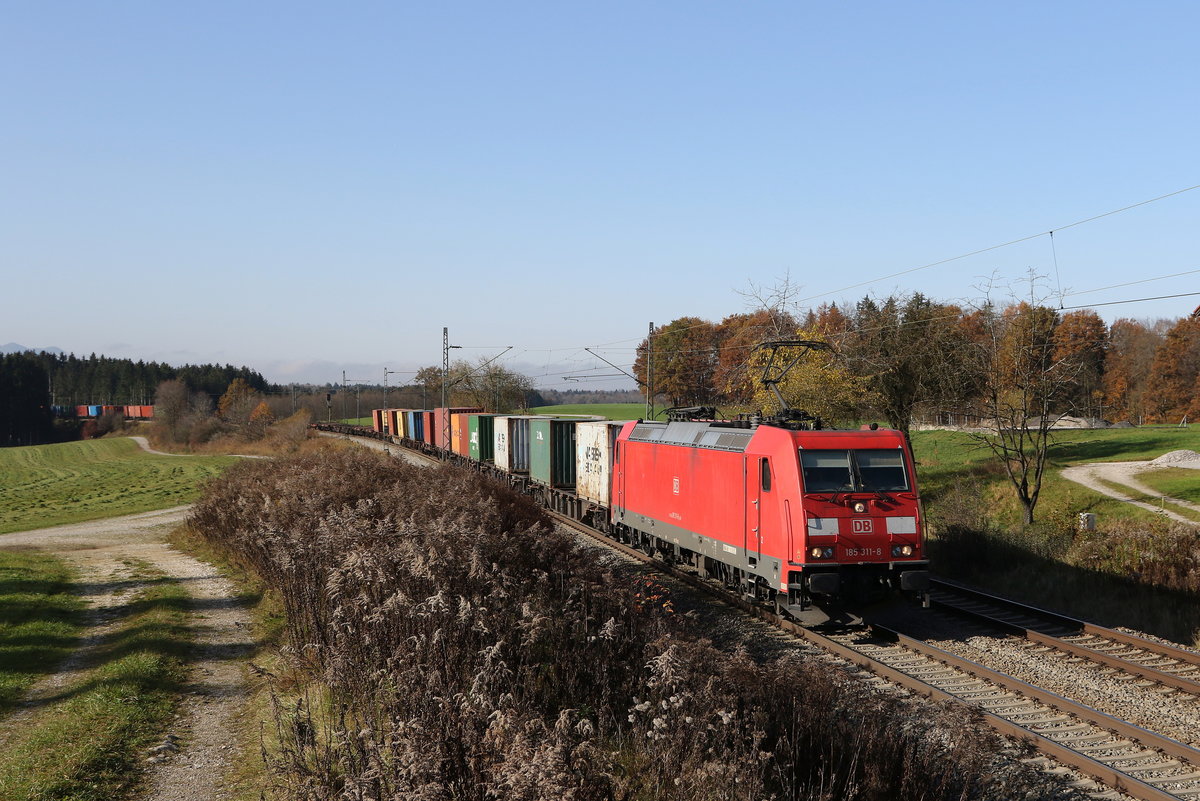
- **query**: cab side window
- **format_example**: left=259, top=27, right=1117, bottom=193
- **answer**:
left=760, top=457, right=771, bottom=491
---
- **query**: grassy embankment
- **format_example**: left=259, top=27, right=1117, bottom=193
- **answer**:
left=913, top=426, right=1200, bottom=644
left=0, top=558, right=191, bottom=800
left=0, top=438, right=236, bottom=534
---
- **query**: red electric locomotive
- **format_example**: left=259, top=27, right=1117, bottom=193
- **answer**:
left=610, top=410, right=930, bottom=623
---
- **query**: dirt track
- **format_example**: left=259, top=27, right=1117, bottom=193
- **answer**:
left=0, top=508, right=253, bottom=801
left=1060, top=461, right=1200, bottom=524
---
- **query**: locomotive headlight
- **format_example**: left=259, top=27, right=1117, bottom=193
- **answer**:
left=891, top=544, right=915, bottom=557
left=852, top=501, right=867, bottom=514
left=809, top=546, right=835, bottom=559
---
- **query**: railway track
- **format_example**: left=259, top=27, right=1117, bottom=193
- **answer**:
left=331, top=429, right=1200, bottom=800
left=928, top=578, right=1200, bottom=697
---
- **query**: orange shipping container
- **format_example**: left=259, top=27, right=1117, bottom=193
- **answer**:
left=450, top=413, right=471, bottom=456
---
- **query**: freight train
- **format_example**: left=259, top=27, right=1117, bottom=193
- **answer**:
left=68, top=405, right=155, bottom=419
left=326, top=401, right=930, bottom=625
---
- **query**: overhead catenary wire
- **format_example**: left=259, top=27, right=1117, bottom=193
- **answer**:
left=794, top=182, right=1200, bottom=305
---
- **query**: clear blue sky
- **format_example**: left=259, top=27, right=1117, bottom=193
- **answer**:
left=4, top=2, right=1198, bottom=389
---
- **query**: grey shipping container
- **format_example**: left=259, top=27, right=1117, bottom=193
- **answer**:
left=494, top=415, right=534, bottom=473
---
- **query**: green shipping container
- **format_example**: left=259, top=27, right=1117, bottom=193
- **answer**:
left=469, top=414, right=495, bottom=462
left=529, top=418, right=577, bottom=488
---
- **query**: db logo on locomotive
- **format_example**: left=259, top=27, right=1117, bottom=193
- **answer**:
left=851, top=519, right=874, bottom=534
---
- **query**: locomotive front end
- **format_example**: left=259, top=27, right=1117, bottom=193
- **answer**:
left=785, top=429, right=930, bottom=617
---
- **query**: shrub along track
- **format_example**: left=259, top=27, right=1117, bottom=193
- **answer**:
left=0, top=507, right=255, bottom=801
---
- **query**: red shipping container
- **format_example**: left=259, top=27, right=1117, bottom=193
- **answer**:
left=422, top=411, right=437, bottom=446
left=143, top=405, right=155, bottom=419
left=372, top=409, right=385, bottom=433
left=433, top=407, right=482, bottom=451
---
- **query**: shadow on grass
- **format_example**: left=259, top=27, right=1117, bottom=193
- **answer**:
left=930, top=525, right=1200, bottom=645
left=1047, top=432, right=1196, bottom=464
left=3, top=577, right=261, bottom=716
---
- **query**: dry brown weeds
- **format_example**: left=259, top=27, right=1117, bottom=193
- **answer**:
left=190, top=448, right=1084, bottom=800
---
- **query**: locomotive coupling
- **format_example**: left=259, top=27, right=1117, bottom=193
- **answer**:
left=899, top=570, right=930, bottom=592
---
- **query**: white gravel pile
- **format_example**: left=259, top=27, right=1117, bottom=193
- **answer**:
left=1150, top=449, right=1200, bottom=469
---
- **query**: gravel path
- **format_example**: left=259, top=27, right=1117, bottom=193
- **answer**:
left=1060, top=461, right=1198, bottom=523
left=0, top=508, right=254, bottom=801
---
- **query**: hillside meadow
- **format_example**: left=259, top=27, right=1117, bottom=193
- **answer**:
left=0, top=438, right=236, bottom=534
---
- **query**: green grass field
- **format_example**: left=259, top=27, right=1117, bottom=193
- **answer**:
left=910, top=427, right=1200, bottom=528
left=1133, top=466, right=1200, bottom=504
left=0, top=438, right=237, bottom=534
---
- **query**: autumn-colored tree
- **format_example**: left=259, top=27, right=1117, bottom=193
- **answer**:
left=713, top=308, right=797, bottom=405
left=1145, top=316, right=1200, bottom=423
left=250, top=401, right=275, bottom=425
left=748, top=332, right=871, bottom=425
left=800, top=303, right=852, bottom=338
left=633, top=317, right=721, bottom=408
left=1052, top=309, right=1107, bottom=419
left=218, top=377, right=259, bottom=422
left=1102, top=319, right=1163, bottom=422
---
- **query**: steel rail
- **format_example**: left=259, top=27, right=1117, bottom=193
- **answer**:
left=931, top=578, right=1200, bottom=695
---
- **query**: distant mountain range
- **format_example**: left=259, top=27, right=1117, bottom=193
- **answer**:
left=2, top=343, right=64, bottom=355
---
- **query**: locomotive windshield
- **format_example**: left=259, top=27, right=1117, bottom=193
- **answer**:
left=800, top=449, right=909, bottom=493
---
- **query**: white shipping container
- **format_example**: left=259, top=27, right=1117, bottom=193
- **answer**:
left=494, top=416, right=514, bottom=472
left=575, top=421, right=627, bottom=507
